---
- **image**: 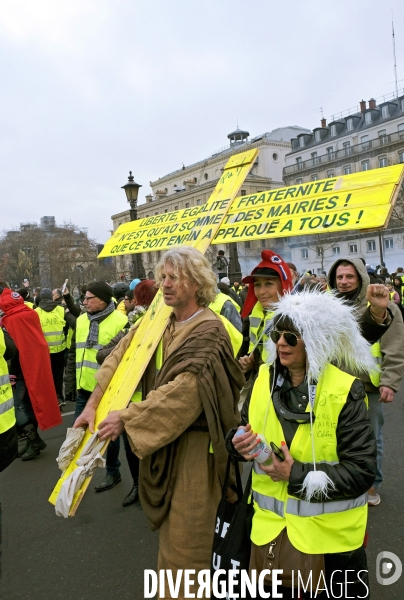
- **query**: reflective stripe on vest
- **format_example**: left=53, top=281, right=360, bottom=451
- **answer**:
left=35, top=306, right=66, bottom=353
left=209, top=293, right=242, bottom=356
left=248, top=304, right=274, bottom=362
left=370, top=342, right=382, bottom=387
left=249, top=362, right=368, bottom=554
left=75, top=310, right=128, bottom=392
left=0, top=329, right=16, bottom=434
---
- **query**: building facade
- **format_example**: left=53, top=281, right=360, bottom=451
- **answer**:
left=283, top=90, right=404, bottom=274
left=112, top=125, right=310, bottom=279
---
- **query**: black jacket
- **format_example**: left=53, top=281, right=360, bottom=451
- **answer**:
left=226, top=363, right=376, bottom=502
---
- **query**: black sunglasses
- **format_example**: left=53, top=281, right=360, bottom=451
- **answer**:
left=270, top=330, right=300, bottom=346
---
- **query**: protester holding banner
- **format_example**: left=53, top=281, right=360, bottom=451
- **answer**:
left=238, top=250, right=293, bottom=374
left=75, top=247, right=245, bottom=599
left=230, top=290, right=377, bottom=599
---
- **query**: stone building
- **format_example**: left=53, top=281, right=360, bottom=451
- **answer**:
left=283, top=91, right=404, bottom=274
left=112, top=125, right=309, bottom=279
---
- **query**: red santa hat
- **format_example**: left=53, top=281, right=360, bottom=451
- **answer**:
left=241, top=250, right=293, bottom=318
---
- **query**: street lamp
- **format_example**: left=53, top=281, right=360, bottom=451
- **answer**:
left=121, top=171, right=146, bottom=279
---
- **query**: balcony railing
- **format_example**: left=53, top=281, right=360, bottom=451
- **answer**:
left=284, top=129, right=404, bottom=176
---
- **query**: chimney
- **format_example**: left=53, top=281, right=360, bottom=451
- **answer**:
left=360, top=100, right=366, bottom=113
left=321, top=118, right=326, bottom=128
left=368, top=98, right=376, bottom=110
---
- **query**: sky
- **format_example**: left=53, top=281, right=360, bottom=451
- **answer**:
left=1, top=0, right=404, bottom=244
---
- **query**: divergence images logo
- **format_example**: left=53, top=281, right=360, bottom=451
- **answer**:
left=376, top=551, right=403, bottom=586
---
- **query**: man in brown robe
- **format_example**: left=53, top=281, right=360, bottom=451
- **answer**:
left=74, top=247, right=245, bottom=599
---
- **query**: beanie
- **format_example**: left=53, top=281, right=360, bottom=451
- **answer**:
left=221, top=277, right=230, bottom=285
left=129, top=278, right=141, bottom=291
left=87, top=281, right=113, bottom=304
left=40, top=288, right=53, bottom=300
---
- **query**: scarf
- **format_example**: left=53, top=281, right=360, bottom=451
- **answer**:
left=86, top=301, right=115, bottom=348
left=139, top=317, right=245, bottom=530
left=127, top=305, right=147, bottom=326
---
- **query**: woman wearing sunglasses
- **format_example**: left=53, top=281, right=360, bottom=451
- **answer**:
left=229, top=289, right=377, bottom=599
left=238, top=250, right=293, bottom=375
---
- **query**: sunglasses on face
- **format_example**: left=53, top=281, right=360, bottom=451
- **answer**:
left=270, top=330, right=301, bottom=346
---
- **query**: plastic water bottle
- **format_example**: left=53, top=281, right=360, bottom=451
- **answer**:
left=234, top=428, right=272, bottom=464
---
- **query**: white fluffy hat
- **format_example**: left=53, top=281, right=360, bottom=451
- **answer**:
left=265, top=288, right=378, bottom=383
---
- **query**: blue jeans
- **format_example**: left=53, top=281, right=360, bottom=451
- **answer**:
left=367, top=392, right=384, bottom=489
left=74, top=389, right=92, bottom=420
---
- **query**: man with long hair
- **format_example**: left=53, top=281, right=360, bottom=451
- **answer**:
left=75, top=247, right=245, bottom=598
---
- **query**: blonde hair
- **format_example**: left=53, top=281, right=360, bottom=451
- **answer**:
left=155, top=247, right=217, bottom=306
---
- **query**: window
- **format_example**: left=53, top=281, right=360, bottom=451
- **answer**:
left=174, top=205, right=178, bottom=210
left=296, top=157, right=303, bottom=170
left=398, top=124, right=404, bottom=139
left=364, top=112, right=372, bottom=125
left=261, top=239, right=266, bottom=248
left=164, top=209, right=168, bottom=213
left=385, top=238, right=394, bottom=249
left=367, top=240, right=376, bottom=252
left=204, top=173, right=208, bottom=180
left=402, top=100, right=404, bottom=112
left=311, top=174, right=318, bottom=181
left=317, top=268, right=323, bottom=275
left=349, top=243, right=358, bottom=254
left=330, top=124, right=336, bottom=136
left=311, top=151, right=319, bottom=166
left=299, top=136, right=305, bottom=148
left=185, top=202, right=190, bottom=208
left=314, top=130, right=321, bottom=142
left=347, top=118, right=353, bottom=131
left=382, top=105, right=389, bottom=118
left=316, top=247, right=322, bottom=257
left=244, top=241, right=251, bottom=249
left=361, top=160, right=370, bottom=171
left=196, top=199, right=201, bottom=205
left=379, top=129, right=388, bottom=145
left=343, top=164, right=352, bottom=175
left=241, top=189, right=246, bottom=196
left=296, top=178, right=303, bottom=184
left=326, top=146, right=335, bottom=160
left=301, top=249, right=308, bottom=259
left=155, top=211, right=158, bottom=215
left=332, top=246, right=340, bottom=255
left=379, top=156, right=388, bottom=168
left=272, top=153, right=278, bottom=161
left=327, top=170, right=335, bottom=178
left=361, top=135, right=370, bottom=150
left=399, top=150, right=404, bottom=163
left=343, top=141, right=352, bottom=156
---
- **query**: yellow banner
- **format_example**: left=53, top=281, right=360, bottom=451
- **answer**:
left=49, top=148, right=259, bottom=514
left=99, top=164, right=404, bottom=257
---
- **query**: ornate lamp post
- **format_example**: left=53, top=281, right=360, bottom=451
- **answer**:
left=121, top=171, right=146, bottom=279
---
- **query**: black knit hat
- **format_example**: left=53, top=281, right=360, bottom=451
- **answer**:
left=86, top=281, right=113, bottom=304
left=40, top=288, right=53, bottom=300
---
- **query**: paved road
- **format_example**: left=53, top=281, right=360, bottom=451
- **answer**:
left=1, top=395, right=404, bottom=600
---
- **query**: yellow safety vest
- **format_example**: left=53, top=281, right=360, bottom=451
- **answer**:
left=116, top=300, right=127, bottom=315
left=24, top=301, right=34, bottom=309
left=370, top=342, right=382, bottom=387
left=249, top=363, right=368, bottom=554
left=35, top=305, right=66, bottom=354
left=209, top=293, right=243, bottom=356
left=66, top=328, right=74, bottom=350
left=75, top=310, right=127, bottom=392
left=0, top=330, right=16, bottom=434
left=248, top=303, right=275, bottom=362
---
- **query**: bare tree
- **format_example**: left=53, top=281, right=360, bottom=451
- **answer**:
left=305, top=235, right=338, bottom=273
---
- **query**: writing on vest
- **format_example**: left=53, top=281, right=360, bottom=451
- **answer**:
left=249, top=362, right=368, bottom=554
left=36, top=306, right=66, bottom=353
left=75, top=310, right=127, bottom=392
left=0, top=330, right=16, bottom=434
